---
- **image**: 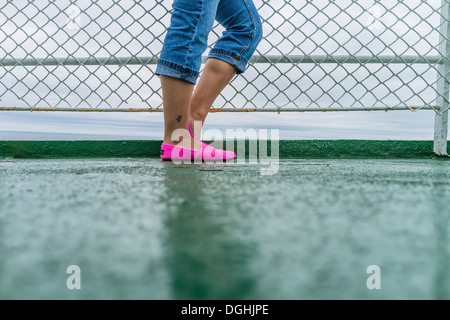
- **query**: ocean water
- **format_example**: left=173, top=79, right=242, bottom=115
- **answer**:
left=0, top=110, right=437, bottom=141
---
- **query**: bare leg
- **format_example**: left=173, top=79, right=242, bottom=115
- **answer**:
left=188, top=58, right=237, bottom=133
left=161, top=75, right=201, bottom=149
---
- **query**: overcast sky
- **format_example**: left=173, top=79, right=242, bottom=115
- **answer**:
left=0, top=0, right=446, bottom=140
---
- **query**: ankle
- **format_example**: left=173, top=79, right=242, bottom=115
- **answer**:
left=188, top=117, right=204, bottom=138
left=163, top=139, right=177, bottom=146
left=163, top=137, right=201, bottom=150
left=188, top=111, right=206, bottom=126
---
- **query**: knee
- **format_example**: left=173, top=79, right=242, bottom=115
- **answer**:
left=254, top=16, right=263, bottom=46
left=246, top=15, right=263, bottom=53
left=228, top=12, right=263, bottom=50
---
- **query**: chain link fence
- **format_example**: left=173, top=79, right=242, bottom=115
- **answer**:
left=0, top=0, right=449, bottom=152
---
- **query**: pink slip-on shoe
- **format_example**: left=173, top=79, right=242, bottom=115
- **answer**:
left=160, top=142, right=236, bottom=162
left=188, top=123, right=236, bottom=160
left=160, top=143, right=200, bottom=161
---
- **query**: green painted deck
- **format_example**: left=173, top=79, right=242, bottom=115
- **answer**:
left=0, top=157, right=449, bottom=300
left=0, top=140, right=448, bottom=160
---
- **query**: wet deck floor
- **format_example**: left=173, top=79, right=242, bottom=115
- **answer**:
left=0, top=158, right=449, bottom=300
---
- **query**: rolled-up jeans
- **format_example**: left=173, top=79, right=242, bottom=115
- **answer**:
left=155, top=0, right=263, bottom=85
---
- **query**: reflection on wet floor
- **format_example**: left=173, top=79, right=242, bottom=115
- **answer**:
left=0, top=158, right=448, bottom=299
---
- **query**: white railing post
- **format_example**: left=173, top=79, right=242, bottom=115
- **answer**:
left=434, top=0, right=450, bottom=156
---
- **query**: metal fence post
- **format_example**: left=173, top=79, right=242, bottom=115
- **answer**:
left=434, top=0, right=450, bottom=156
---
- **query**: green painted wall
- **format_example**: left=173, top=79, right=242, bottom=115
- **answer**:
left=0, top=140, right=448, bottom=159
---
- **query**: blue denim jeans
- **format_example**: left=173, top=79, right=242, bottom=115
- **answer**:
left=155, top=0, right=263, bottom=84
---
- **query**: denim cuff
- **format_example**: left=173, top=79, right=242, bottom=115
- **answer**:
left=155, top=59, right=199, bottom=85
left=208, top=48, right=249, bottom=74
